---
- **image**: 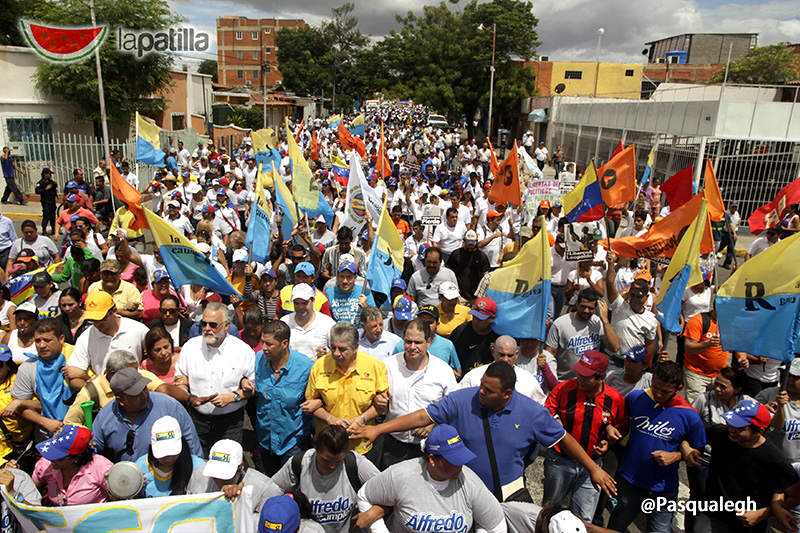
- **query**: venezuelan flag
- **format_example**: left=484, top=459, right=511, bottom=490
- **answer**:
left=561, top=161, right=603, bottom=222
left=656, top=199, right=708, bottom=333
left=330, top=155, right=350, bottom=186
left=486, top=216, right=551, bottom=340
left=366, top=199, right=405, bottom=297
left=327, top=114, right=342, bottom=129
left=716, top=231, right=800, bottom=361
left=245, top=164, right=272, bottom=264
left=135, top=112, right=164, bottom=166
left=273, top=164, right=299, bottom=239
left=5, top=263, right=63, bottom=305
left=348, top=113, right=365, bottom=137
left=143, top=207, right=241, bottom=296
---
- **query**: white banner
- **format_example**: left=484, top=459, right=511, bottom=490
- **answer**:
left=524, top=179, right=561, bottom=219
left=343, top=152, right=382, bottom=230
left=2, top=489, right=255, bottom=533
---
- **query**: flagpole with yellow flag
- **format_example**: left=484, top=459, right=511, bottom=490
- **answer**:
left=365, top=198, right=405, bottom=298
left=285, top=117, right=319, bottom=211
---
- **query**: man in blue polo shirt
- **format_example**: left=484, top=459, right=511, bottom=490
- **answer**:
left=254, top=319, right=314, bottom=476
left=607, top=361, right=706, bottom=532
left=351, top=360, right=617, bottom=502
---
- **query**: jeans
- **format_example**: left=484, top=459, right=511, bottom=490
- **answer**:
left=542, top=451, right=602, bottom=522
left=2, top=177, right=24, bottom=204
left=259, top=442, right=307, bottom=477
left=607, top=477, right=676, bottom=533
left=551, top=284, right=566, bottom=319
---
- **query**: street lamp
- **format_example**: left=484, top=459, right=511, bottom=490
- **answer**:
left=594, top=27, right=604, bottom=97
left=478, top=22, right=496, bottom=142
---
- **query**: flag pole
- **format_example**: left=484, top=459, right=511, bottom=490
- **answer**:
left=89, top=0, right=113, bottom=217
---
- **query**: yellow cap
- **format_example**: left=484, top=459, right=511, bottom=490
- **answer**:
left=84, top=291, right=115, bottom=321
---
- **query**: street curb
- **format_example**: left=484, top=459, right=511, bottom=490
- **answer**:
left=2, top=212, right=42, bottom=220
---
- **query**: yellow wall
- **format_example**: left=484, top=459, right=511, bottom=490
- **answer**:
left=550, top=62, right=642, bottom=99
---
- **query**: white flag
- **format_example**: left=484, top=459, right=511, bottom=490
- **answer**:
left=343, top=152, right=382, bottom=229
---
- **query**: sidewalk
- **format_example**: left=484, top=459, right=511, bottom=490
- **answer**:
left=0, top=201, right=43, bottom=220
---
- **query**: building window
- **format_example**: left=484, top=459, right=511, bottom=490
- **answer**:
left=252, top=71, right=258, bottom=80
left=252, top=51, right=258, bottom=59
left=171, top=113, right=185, bottom=130
left=625, top=69, right=634, bottom=77
left=564, top=70, right=582, bottom=79
left=252, top=31, right=258, bottom=40
left=235, top=31, right=242, bottom=40
left=237, top=70, right=243, bottom=79
left=237, top=51, right=243, bottom=59
left=5, top=117, right=54, bottom=160
left=264, top=28, right=271, bottom=34
left=264, top=47, right=271, bottom=55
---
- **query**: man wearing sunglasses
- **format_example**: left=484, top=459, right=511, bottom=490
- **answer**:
left=175, top=301, right=256, bottom=454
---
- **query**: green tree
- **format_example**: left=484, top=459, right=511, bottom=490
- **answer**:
left=30, top=0, right=179, bottom=124
left=228, top=106, right=263, bottom=130
left=0, top=0, right=36, bottom=46
left=198, top=59, right=218, bottom=83
left=321, top=3, right=370, bottom=112
left=276, top=25, right=332, bottom=96
left=710, top=43, right=800, bottom=84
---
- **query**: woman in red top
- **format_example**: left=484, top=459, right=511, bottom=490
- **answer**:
left=141, top=270, right=177, bottom=323
left=141, top=326, right=177, bottom=384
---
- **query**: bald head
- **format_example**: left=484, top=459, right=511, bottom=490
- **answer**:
left=492, top=335, right=519, bottom=365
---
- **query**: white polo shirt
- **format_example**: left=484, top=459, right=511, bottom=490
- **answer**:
left=384, top=353, right=456, bottom=443
left=433, top=221, right=467, bottom=254
left=358, top=331, right=402, bottom=362
left=69, top=316, right=150, bottom=374
left=175, top=333, right=255, bottom=416
left=281, top=311, right=336, bottom=361
left=458, top=364, right=547, bottom=404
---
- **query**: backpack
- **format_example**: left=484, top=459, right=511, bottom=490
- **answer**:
left=290, top=449, right=362, bottom=493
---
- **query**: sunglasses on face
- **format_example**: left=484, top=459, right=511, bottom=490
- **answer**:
left=160, top=308, right=178, bottom=314
left=200, top=320, right=220, bottom=329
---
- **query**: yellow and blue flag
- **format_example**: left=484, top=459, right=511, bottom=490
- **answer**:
left=273, top=164, right=299, bottom=239
left=299, top=191, right=335, bottom=228
left=286, top=117, right=319, bottom=211
left=366, top=199, right=405, bottom=297
left=254, top=148, right=281, bottom=185
left=656, top=199, right=708, bottom=333
left=561, top=161, right=603, bottom=222
left=330, top=155, right=350, bottom=186
left=5, top=262, right=62, bottom=305
left=245, top=164, right=272, bottom=264
left=135, top=112, right=164, bottom=166
left=486, top=216, right=551, bottom=340
left=327, top=114, right=342, bottom=129
left=641, top=145, right=656, bottom=186
left=348, top=113, right=365, bottom=137
left=143, top=207, right=241, bottom=297
left=716, top=231, right=800, bottom=361
left=251, top=128, right=277, bottom=152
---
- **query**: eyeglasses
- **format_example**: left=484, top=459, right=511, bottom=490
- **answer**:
left=290, top=256, right=305, bottom=262
left=200, top=320, right=220, bottom=329
left=126, top=429, right=135, bottom=456
left=160, top=308, right=178, bottom=314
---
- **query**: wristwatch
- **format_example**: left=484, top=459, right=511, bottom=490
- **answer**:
left=233, top=391, right=242, bottom=402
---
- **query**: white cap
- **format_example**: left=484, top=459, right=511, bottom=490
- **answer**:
left=291, top=283, right=315, bottom=301
left=549, top=510, right=587, bottom=533
left=790, top=358, right=800, bottom=377
left=464, top=230, right=478, bottom=242
left=315, top=214, right=326, bottom=224
left=167, top=200, right=180, bottom=208
left=232, top=249, right=248, bottom=263
left=186, top=182, right=202, bottom=195
left=14, top=301, right=37, bottom=315
left=195, top=242, right=211, bottom=254
left=438, top=281, right=460, bottom=300
left=150, top=416, right=182, bottom=459
left=339, top=253, right=355, bottom=265
left=203, top=439, right=243, bottom=480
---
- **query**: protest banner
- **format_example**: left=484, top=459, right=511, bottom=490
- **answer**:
left=564, top=223, right=595, bottom=261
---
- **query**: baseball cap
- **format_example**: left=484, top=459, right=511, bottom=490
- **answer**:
left=258, top=495, right=301, bottom=533
left=66, top=193, right=78, bottom=202
left=417, top=243, right=429, bottom=262
left=540, top=199, right=551, bottom=209
left=150, top=416, right=183, bottom=459
left=418, top=305, right=440, bottom=320
left=519, top=227, right=533, bottom=239
left=109, top=367, right=151, bottom=396
left=634, top=269, right=652, bottom=283
left=701, top=268, right=712, bottom=282
left=152, top=269, right=169, bottom=284
left=216, top=188, right=227, bottom=196
left=790, top=358, right=800, bottom=377
left=167, top=200, right=180, bottom=209
left=464, top=230, right=478, bottom=243
left=469, top=297, right=497, bottom=320
left=340, top=253, right=356, bottom=265
left=263, top=268, right=277, bottom=279
left=549, top=510, right=587, bottom=533
left=32, top=271, right=51, bottom=287
left=423, top=424, right=476, bottom=466
left=101, top=259, right=122, bottom=273
left=315, top=214, right=327, bottom=224
left=84, top=291, right=115, bottom=320
left=232, top=249, right=248, bottom=263
left=391, top=278, right=407, bottom=291
left=393, top=296, right=414, bottom=321
left=195, top=242, right=211, bottom=254
left=186, top=182, right=202, bottom=195
left=295, top=261, right=315, bottom=276
left=572, top=350, right=609, bottom=377
left=14, top=301, right=37, bottom=316
left=291, top=283, right=315, bottom=302
left=65, top=180, right=78, bottom=189
left=219, top=177, right=230, bottom=186
left=35, top=425, right=93, bottom=461
left=438, top=281, right=460, bottom=301
left=338, top=261, right=357, bottom=274
left=722, top=399, right=771, bottom=429
left=624, top=345, right=648, bottom=363
left=204, top=439, right=243, bottom=480
left=201, top=205, right=215, bottom=214
left=0, top=344, right=12, bottom=362
left=553, top=200, right=563, bottom=208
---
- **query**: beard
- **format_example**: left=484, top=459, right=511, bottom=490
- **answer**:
left=203, top=330, right=225, bottom=345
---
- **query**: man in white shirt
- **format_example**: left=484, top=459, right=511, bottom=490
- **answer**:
left=174, top=301, right=255, bottom=454
left=458, top=335, right=546, bottom=404
left=534, top=142, right=549, bottom=171
left=177, top=140, right=191, bottom=168
left=432, top=207, right=467, bottom=262
left=165, top=200, right=194, bottom=238
left=358, top=306, right=402, bottom=361
left=745, top=226, right=779, bottom=261
left=380, top=318, right=456, bottom=469
left=242, top=156, right=258, bottom=192
left=120, top=161, right=138, bottom=190
left=281, top=284, right=336, bottom=360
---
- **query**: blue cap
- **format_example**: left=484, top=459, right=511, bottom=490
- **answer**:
left=393, top=296, right=413, bottom=321
left=35, top=425, right=93, bottom=461
left=216, top=188, right=227, bottom=195
left=721, top=399, right=771, bottom=429
left=152, top=269, right=169, bottom=283
left=391, top=278, right=407, bottom=291
left=263, top=268, right=277, bottom=279
left=701, top=268, right=712, bottom=282
left=295, top=261, right=315, bottom=276
left=66, top=193, right=78, bottom=202
left=417, top=243, right=429, bottom=262
left=70, top=214, right=81, bottom=222
left=202, top=205, right=215, bottom=214
left=424, top=424, right=477, bottom=466
left=258, top=495, right=300, bottom=533
left=65, top=180, right=78, bottom=189
left=553, top=200, right=563, bottom=208
left=624, top=345, right=648, bottom=363
left=0, top=344, right=11, bottom=362
left=338, top=261, right=357, bottom=274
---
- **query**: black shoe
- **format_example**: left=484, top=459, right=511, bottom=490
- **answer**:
left=1, top=201, right=10, bottom=205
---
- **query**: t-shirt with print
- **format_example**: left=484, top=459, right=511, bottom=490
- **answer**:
left=546, top=313, right=605, bottom=380
left=358, top=457, right=505, bottom=533
left=608, top=295, right=658, bottom=360
left=272, top=449, right=379, bottom=532
left=324, top=284, right=375, bottom=324
left=756, top=387, right=800, bottom=464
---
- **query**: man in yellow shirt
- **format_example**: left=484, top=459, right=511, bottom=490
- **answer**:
left=436, top=281, right=471, bottom=338
left=87, top=259, right=143, bottom=320
left=109, top=202, right=145, bottom=241
left=303, top=322, right=388, bottom=455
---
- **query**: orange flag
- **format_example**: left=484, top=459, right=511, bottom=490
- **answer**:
left=597, top=144, right=637, bottom=207
left=337, top=121, right=366, bottom=158
left=377, top=123, right=392, bottom=179
left=488, top=140, right=500, bottom=178
left=294, top=119, right=304, bottom=144
left=310, top=131, right=320, bottom=161
left=703, top=159, right=725, bottom=222
left=488, top=141, right=522, bottom=206
left=603, top=192, right=714, bottom=258
left=109, top=161, right=147, bottom=230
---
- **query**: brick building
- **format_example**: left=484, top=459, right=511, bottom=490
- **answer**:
left=216, top=16, right=307, bottom=88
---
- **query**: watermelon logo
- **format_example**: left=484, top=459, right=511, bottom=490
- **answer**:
left=20, top=20, right=107, bottom=64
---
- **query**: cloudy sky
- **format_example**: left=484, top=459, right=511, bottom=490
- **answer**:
left=173, top=0, right=799, bottom=64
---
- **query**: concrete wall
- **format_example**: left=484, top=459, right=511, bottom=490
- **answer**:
left=688, top=34, right=754, bottom=65
left=524, top=61, right=641, bottom=99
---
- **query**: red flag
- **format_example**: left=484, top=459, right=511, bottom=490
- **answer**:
left=748, top=176, right=800, bottom=234
left=488, top=141, right=522, bottom=207
left=109, top=161, right=147, bottom=231
left=703, top=160, right=725, bottom=222
left=377, top=123, right=391, bottom=179
left=611, top=140, right=624, bottom=158
left=597, top=144, right=637, bottom=207
left=337, top=122, right=366, bottom=158
left=310, top=131, right=320, bottom=161
left=488, top=140, right=500, bottom=178
left=661, top=165, right=694, bottom=211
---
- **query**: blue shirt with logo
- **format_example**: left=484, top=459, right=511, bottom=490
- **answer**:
left=617, top=389, right=707, bottom=493
left=325, top=285, right=374, bottom=324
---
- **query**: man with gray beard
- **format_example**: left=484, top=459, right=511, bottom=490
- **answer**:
left=175, top=301, right=255, bottom=454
